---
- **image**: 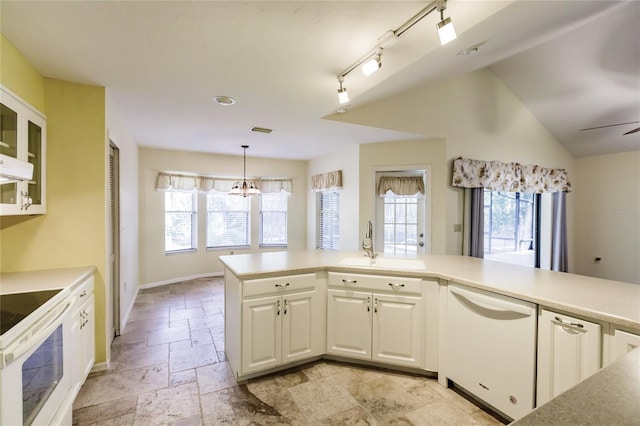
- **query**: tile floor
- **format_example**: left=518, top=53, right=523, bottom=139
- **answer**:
left=73, top=277, right=505, bottom=425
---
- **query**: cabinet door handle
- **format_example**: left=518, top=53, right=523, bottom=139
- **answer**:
left=284, top=299, right=288, bottom=315
left=554, top=316, right=584, bottom=328
left=374, top=297, right=378, bottom=313
left=274, top=283, right=290, bottom=288
left=388, top=283, right=405, bottom=289
left=277, top=300, right=281, bottom=316
left=366, top=297, right=370, bottom=312
left=80, top=290, right=87, bottom=297
left=342, top=279, right=357, bottom=285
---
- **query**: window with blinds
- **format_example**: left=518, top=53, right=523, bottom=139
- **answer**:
left=316, top=191, right=340, bottom=250
left=206, top=193, right=250, bottom=248
left=260, top=193, right=288, bottom=247
left=165, top=191, right=197, bottom=253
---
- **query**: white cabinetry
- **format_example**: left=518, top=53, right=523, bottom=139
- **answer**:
left=240, top=273, right=324, bottom=376
left=0, top=86, right=46, bottom=215
left=447, top=283, right=537, bottom=421
left=70, top=275, right=95, bottom=397
left=612, top=329, right=640, bottom=361
left=326, top=272, right=424, bottom=369
left=537, top=308, right=601, bottom=406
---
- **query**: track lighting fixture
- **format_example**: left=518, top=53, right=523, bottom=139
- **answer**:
left=229, top=145, right=260, bottom=197
left=436, top=0, right=457, bottom=45
left=337, top=77, right=349, bottom=104
left=362, top=49, right=382, bottom=76
left=335, top=0, right=460, bottom=104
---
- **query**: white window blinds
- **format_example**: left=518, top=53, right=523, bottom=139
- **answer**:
left=316, top=191, right=340, bottom=250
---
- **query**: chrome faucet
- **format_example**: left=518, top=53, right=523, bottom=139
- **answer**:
left=362, top=220, right=377, bottom=259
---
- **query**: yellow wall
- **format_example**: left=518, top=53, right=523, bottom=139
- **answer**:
left=0, top=36, right=108, bottom=363
left=0, top=35, right=45, bottom=112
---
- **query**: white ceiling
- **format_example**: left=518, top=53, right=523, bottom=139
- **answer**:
left=1, top=1, right=638, bottom=160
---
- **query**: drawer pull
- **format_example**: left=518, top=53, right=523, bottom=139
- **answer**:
left=554, top=316, right=584, bottom=328
left=388, top=283, right=405, bottom=289
left=342, top=279, right=357, bottom=285
left=274, top=283, right=290, bottom=288
left=80, top=290, right=88, bottom=297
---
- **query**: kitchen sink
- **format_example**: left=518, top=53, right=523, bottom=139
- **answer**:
left=337, top=257, right=425, bottom=270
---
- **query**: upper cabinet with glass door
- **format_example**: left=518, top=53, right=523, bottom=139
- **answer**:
left=0, top=86, right=46, bottom=215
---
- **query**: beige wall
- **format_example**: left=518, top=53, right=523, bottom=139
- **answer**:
left=307, top=144, right=360, bottom=250
left=0, top=36, right=45, bottom=112
left=329, top=68, right=576, bottom=266
left=1, top=78, right=109, bottom=362
left=138, top=147, right=308, bottom=285
left=106, top=92, right=140, bottom=329
left=574, top=151, right=640, bottom=284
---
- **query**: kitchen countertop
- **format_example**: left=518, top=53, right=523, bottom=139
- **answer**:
left=1, top=266, right=97, bottom=294
left=219, top=249, right=640, bottom=331
left=511, top=348, right=640, bottom=425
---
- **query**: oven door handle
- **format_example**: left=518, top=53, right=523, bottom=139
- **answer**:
left=2, top=296, right=75, bottom=368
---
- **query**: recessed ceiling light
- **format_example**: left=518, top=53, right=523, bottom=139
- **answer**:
left=457, top=42, right=485, bottom=56
left=213, top=96, right=236, bottom=106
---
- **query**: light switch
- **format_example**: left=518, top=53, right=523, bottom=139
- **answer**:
left=453, top=224, right=462, bottom=232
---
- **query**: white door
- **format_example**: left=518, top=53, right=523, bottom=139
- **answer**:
left=326, top=289, right=371, bottom=360
left=282, top=291, right=316, bottom=364
left=375, top=170, right=428, bottom=255
left=613, top=330, right=640, bottom=361
left=372, top=293, right=423, bottom=368
left=241, top=296, right=281, bottom=374
left=537, top=309, right=601, bottom=405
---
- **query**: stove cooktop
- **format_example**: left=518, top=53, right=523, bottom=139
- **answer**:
left=0, top=289, right=63, bottom=335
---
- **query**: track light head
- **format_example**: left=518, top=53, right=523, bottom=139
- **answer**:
left=436, top=1, right=456, bottom=45
left=337, top=77, right=349, bottom=104
left=362, top=50, right=382, bottom=76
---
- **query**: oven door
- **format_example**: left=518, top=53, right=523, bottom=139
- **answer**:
left=1, top=299, right=73, bottom=426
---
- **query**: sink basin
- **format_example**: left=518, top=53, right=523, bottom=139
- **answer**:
left=337, top=257, right=425, bottom=270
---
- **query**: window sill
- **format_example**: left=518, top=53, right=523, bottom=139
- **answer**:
left=165, top=248, right=197, bottom=256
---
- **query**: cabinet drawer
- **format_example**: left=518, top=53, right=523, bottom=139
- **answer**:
left=328, top=272, right=422, bottom=294
left=70, top=276, right=94, bottom=309
left=243, top=273, right=317, bottom=298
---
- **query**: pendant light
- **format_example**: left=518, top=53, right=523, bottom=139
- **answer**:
left=229, top=145, right=260, bottom=197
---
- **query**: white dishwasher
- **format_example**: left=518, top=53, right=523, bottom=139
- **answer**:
left=446, top=283, right=537, bottom=421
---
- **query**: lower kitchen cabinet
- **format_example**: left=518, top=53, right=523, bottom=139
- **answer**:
left=242, top=290, right=321, bottom=374
left=537, top=308, right=601, bottom=406
left=612, top=329, right=640, bottom=361
left=70, top=276, right=95, bottom=397
left=326, top=273, right=424, bottom=369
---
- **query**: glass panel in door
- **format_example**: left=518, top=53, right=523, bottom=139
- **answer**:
left=27, top=120, right=42, bottom=205
left=0, top=102, right=18, bottom=204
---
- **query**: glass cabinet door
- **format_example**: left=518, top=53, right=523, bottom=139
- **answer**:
left=28, top=120, right=42, bottom=206
left=1, top=102, right=18, bottom=205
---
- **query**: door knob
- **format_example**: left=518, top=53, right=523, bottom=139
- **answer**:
left=419, top=233, right=424, bottom=238
left=419, top=242, right=424, bottom=247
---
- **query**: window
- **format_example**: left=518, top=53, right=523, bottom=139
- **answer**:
left=382, top=196, right=419, bottom=255
left=206, top=193, right=250, bottom=248
left=260, top=193, right=288, bottom=247
left=316, top=191, right=339, bottom=250
left=165, top=191, right=197, bottom=253
left=484, top=190, right=538, bottom=267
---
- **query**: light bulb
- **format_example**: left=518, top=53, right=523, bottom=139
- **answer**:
left=437, top=17, right=457, bottom=45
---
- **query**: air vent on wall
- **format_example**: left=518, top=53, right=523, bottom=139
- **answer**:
left=251, top=127, right=273, bottom=134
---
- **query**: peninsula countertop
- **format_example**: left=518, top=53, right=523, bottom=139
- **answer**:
left=219, top=250, right=640, bottom=331
left=1, top=266, right=97, bottom=294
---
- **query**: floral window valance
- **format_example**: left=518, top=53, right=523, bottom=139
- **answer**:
left=156, top=172, right=292, bottom=194
left=451, top=157, right=572, bottom=193
left=377, top=176, right=425, bottom=198
left=311, top=170, right=342, bottom=192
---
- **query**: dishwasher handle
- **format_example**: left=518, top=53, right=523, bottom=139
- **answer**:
left=449, top=285, right=534, bottom=317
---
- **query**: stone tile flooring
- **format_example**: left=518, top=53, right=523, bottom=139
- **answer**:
left=73, top=277, right=505, bottom=425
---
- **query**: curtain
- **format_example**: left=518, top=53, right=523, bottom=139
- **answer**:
left=156, top=172, right=292, bottom=194
left=311, top=170, right=342, bottom=192
left=452, top=157, right=572, bottom=193
left=377, top=176, right=425, bottom=198
left=469, top=188, right=484, bottom=258
left=551, top=191, right=568, bottom=272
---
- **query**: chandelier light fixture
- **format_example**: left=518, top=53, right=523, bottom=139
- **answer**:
left=229, top=145, right=260, bottom=197
left=336, top=0, right=457, bottom=104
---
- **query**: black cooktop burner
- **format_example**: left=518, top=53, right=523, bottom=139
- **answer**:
left=0, top=289, right=62, bottom=335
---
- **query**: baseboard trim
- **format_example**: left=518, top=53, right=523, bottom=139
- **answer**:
left=119, top=285, right=140, bottom=334
left=139, top=272, right=224, bottom=290
left=91, top=361, right=110, bottom=373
